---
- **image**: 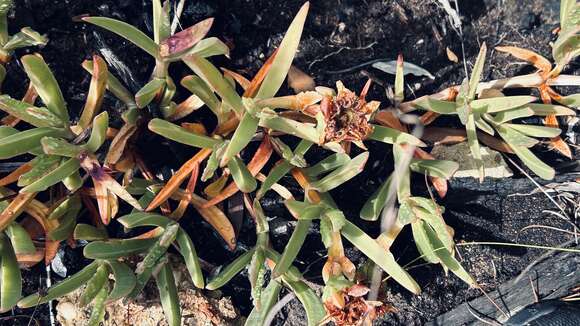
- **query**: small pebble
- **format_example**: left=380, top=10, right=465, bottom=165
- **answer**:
left=58, top=302, right=77, bottom=321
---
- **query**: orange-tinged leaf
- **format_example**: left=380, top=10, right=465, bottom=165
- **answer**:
left=213, top=113, right=239, bottom=135
left=204, top=174, right=228, bottom=198
left=106, top=127, right=119, bottom=139
left=287, top=65, right=315, bottom=93
left=544, top=114, right=560, bottom=128
left=413, top=148, right=449, bottom=198
left=16, top=248, right=44, bottom=268
left=0, top=192, right=36, bottom=231
left=167, top=95, right=204, bottom=121
left=170, top=164, right=199, bottom=219
left=146, top=148, right=212, bottom=211
left=221, top=68, right=251, bottom=90
left=105, top=123, right=137, bottom=166
left=244, top=48, right=279, bottom=97
left=78, top=55, right=108, bottom=129
left=0, top=82, right=38, bottom=127
left=373, top=111, right=406, bottom=131
left=44, top=240, right=59, bottom=265
left=181, top=122, right=207, bottom=135
left=93, top=178, right=111, bottom=225
left=0, top=163, right=32, bottom=186
left=202, top=137, right=272, bottom=208
left=419, top=111, right=440, bottom=126
left=495, top=46, right=551, bottom=77
left=446, top=47, right=459, bottom=63
left=186, top=192, right=236, bottom=250
left=548, top=136, right=572, bottom=158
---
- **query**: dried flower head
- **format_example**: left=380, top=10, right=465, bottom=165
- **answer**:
left=320, top=80, right=379, bottom=148
left=322, top=284, right=396, bottom=326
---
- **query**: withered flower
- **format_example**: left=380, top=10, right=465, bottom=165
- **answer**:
left=322, top=284, right=396, bottom=326
left=320, top=80, right=380, bottom=149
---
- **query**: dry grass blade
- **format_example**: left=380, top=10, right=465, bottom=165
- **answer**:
left=0, top=163, right=32, bottom=186
left=495, top=46, right=552, bottom=76
left=202, top=137, right=273, bottom=208
left=146, top=148, right=212, bottom=211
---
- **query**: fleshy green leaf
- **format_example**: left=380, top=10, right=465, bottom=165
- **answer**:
left=421, top=220, right=476, bottom=286
left=148, top=118, right=221, bottom=148
left=341, top=220, right=420, bottom=294
left=155, top=259, right=181, bottom=326
left=0, top=234, right=21, bottom=312
left=182, top=55, right=244, bottom=114
left=466, top=113, right=484, bottom=181
left=220, top=113, right=259, bottom=166
left=206, top=249, right=254, bottom=290
left=470, top=95, right=536, bottom=113
left=496, top=124, right=539, bottom=147
left=255, top=2, right=309, bottom=99
left=227, top=155, right=257, bottom=193
left=104, top=260, right=136, bottom=302
left=272, top=219, right=311, bottom=277
left=409, top=159, right=459, bottom=179
left=468, top=43, right=487, bottom=100
left=82, top=17, right=159, bottom=58
left=79, top=263, right=109, bottom=307
left=491, top=107, right=534, bottom=123
left=360, top=175, right=393, bottom=221
left=285, top=279, right=325, bottom=326
left=310, top=152, right=369, bottom=192
left=0, top=127, right=69, bottom=159
left=152, top=0, right=171, bottom=44
left=20, top=158, right=80, bottom=193
left=85, top=111, right=109, bottom=152
left=0, top=95, right=63, bottom=127
left=181, top=75, right=221, bottom=117
left=18, top=261, right=99, bottom=308
left=73, top=224, right=108, bottom=241
left=303, top=153, right=350, bottom=176
left=5, top=223, right=35, bottom=255
left=41, top=137, right=82, bottom=158
left=21, top=54, right=69, bottom=123
left=508, top=143, right=555, bottom=180
left=136, top=78, right=165, bottom=108
left=83, top=238, right=157, bottom=259
left=503, top=123, right=562, bottom=138
left=258, top=109, right=320, bottom=143
left=369, top=124, right=425, bottom=146
left=414, top=97, right=457, bottom=114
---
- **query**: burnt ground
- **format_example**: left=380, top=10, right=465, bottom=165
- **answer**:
left=0, top=0, right=579, bottom=325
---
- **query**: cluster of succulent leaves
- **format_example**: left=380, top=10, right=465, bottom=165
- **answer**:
left=0, top=0, right=577, bottom=325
